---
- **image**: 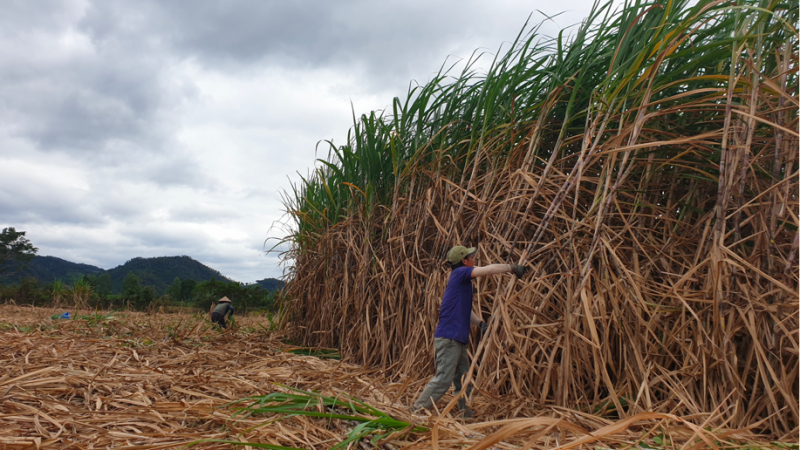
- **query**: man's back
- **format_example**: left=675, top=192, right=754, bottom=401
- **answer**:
left=212, top=302, right=234, bottom=316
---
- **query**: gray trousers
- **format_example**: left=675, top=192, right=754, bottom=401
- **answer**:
left=412, top=338, right=473, bottom=412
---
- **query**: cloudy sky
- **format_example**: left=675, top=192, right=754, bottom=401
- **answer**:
left=1, top=0, right=603, bottom=283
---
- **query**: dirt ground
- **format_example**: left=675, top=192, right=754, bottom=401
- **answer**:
left=0, top=305, right=782, bottom=449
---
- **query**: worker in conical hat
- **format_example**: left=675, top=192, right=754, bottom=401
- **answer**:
left=211, top=296, right=235, bottom=329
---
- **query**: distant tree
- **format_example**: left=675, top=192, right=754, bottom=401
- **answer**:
left=87, top=272, right=112, bottom=299
left=122, top=272, right=142, bottom=299
left=0, top=227, right=38, bottom=275
left=168, top=277, right=182, bottom=301
left=121, top=272, right=159, bottom=310
left=138, top=286, right=156, bottom=310
left=191, top=278, right=228, bottom=309
left=180, top=278, right=197, bottom=301
left=17, top=277, right=43, bottom=306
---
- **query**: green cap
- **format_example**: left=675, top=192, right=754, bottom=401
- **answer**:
left=446, top=245, right=477, bottom=264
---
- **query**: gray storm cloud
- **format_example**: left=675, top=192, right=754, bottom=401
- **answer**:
left=0, top=0, right=597, bottom=282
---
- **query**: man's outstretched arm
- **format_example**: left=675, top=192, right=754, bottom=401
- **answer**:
left=471, top=264, right=526, bottom=278
left=470, top=311, right=483, bottom=326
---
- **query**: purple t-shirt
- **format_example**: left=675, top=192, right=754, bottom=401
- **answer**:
left=434, top=266, right=474, bottom=344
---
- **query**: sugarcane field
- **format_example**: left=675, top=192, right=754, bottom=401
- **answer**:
left=0, top=304, right=792, bottom=450
left=1, top=0, right=798, bottom=448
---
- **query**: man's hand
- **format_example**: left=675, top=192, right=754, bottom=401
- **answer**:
left=479, top=321, right=489, bottom=338
left=511, top=264, right=527, bottom=277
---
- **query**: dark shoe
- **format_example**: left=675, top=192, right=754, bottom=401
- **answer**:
left=459, top=407, right=474, bottom=419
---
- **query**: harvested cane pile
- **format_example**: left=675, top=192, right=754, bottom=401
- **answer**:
left=282, top=0, right=799, bottom=441
left=0, top=305, right=425, bottom=449
left=0, top=305, right=779, bottom=449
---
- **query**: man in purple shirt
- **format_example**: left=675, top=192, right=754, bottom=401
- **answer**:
left=412, top=245, right=527, bottom=418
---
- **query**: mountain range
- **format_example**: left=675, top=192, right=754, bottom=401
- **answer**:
left=0, top=255, right=284, bottom=295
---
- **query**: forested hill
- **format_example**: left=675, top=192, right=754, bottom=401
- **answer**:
left=0, top=256, right=105, bottom=284
left=254, top=278, right=285, bottom=292
left=1, top=255, right=284, bottom=296
left=106, top=256, right=231, bottom=295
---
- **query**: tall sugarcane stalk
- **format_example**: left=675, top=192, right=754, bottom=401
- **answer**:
left=279, top=0, right=799, bottom=438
